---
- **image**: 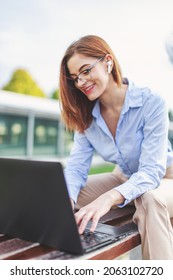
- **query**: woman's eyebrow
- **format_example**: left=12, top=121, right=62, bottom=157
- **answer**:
left=69, top=63, right=90, bottom=76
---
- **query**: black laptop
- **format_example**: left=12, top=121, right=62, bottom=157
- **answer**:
left=0, top=157, right=137, bottom=255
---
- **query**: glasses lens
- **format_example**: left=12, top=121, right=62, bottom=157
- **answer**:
left=78, top=68, right=91, bottom=82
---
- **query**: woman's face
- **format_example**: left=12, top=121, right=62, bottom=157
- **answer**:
left=67, top=53, right=111, bottom=101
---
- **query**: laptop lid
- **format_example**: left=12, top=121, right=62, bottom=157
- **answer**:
left=0, top=158, right=83, bottom=254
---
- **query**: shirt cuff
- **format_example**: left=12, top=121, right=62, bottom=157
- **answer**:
left=114, top=180, right=140, bottom=207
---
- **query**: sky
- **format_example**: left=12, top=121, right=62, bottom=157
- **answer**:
left=0, top=0, right=173, bottom=107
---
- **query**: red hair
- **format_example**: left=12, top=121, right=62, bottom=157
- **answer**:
left=59, top=35, right=123, bottom=132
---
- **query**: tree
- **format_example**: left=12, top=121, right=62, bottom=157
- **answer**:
left=2, top=69, right=46, bottom=97
left=51, top=88, right=59, bottom=100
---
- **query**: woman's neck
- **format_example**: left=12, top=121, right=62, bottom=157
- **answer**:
left=99, top=80, right=127, bottom=113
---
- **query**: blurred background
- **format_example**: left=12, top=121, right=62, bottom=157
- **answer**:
left=1, top=0, right=173, bottom=172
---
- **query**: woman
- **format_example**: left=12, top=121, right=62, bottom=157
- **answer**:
left=59, top=35, right=173, bottom=259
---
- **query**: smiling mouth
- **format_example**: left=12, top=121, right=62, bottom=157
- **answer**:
left=83, top=84, right=95, bottom=95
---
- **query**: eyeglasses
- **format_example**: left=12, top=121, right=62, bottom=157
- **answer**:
left=68, top=57, right=104, bottom=85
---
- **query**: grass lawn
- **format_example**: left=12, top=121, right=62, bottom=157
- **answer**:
left=89, top=163, right=115, bottom=175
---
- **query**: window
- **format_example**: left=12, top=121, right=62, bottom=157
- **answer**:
left=33, top=118, right=58, bottom=156
left=63, top=129, right=74, bottom=155
left=0, top=114, right=27, bottom=156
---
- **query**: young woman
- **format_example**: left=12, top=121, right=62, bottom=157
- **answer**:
left=59, top=35, right=173, bottom=259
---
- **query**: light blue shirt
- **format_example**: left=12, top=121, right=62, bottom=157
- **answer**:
left=64, top=80, right=173, bottom=207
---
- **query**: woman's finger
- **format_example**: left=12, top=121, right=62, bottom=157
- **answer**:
left=89, top=213, right=100, bottom=232
left=78, top=210, right=94, bottom=234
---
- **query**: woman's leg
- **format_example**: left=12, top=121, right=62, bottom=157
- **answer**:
left=133, top=166, right=173, bottom=259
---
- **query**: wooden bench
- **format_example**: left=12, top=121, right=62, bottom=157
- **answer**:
left=0, top=205, right=142, bottom=260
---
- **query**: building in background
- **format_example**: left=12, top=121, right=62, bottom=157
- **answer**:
left=0, top=90, right=73, bottom=160
left=0, top=90, right=173, bottom=163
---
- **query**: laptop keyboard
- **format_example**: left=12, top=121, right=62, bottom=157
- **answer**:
left=80, top=229, right=112, bottom=249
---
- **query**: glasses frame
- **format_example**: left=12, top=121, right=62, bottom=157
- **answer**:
left=68, top=56, right=104, bottom=85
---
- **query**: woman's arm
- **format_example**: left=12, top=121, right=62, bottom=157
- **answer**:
left=115, top=94, right=169, bottom=207
left=65, top=131, right=94, bottom=203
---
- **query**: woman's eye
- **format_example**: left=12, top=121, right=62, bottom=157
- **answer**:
left=82, top=68, right=91, bottom=75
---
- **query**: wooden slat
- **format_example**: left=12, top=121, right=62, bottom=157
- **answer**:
left=0, top=238, right=37, bottom=259
left=4, top=244, right=55, bottom=260
left=89, top=232, right=141, bottom=260
left=0, top=234, right=13, bottom=243
left=30, top=250, right=76, bottom=260
left=4, top=244, right=80, bottom=260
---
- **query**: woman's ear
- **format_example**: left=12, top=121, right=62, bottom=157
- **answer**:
left=105, top=54, right=113, bottom=74
left=107, top=61, right=112, bottom=73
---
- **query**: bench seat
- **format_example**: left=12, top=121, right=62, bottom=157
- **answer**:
left=0, top=205, right=142, bottom=260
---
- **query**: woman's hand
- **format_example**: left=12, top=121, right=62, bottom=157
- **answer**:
left=75, top=189, right=124, bottom=234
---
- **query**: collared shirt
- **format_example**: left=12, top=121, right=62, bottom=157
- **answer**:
left=64, top=80, right=173, bottom=207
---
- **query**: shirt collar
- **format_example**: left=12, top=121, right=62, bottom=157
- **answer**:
left=121, top=79, right=143, bottom=114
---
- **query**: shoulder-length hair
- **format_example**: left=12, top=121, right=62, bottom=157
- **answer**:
left=59, top=35, right=123, bottom=133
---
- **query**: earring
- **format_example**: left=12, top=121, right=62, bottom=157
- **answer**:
left=107, top=61, right=112, bottom=74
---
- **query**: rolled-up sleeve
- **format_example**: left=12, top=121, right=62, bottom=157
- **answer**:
left=64, top=132, right=94, bottom=203
left=116, top=95, right=169, bottom=207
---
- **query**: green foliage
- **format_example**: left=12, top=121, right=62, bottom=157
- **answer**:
left=2, top=69, right=46, bottom=97
left=51, top=88, right=59, bottom=100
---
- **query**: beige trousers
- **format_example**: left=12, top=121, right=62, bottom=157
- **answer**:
left=76, top=165, right=173, bottom=260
